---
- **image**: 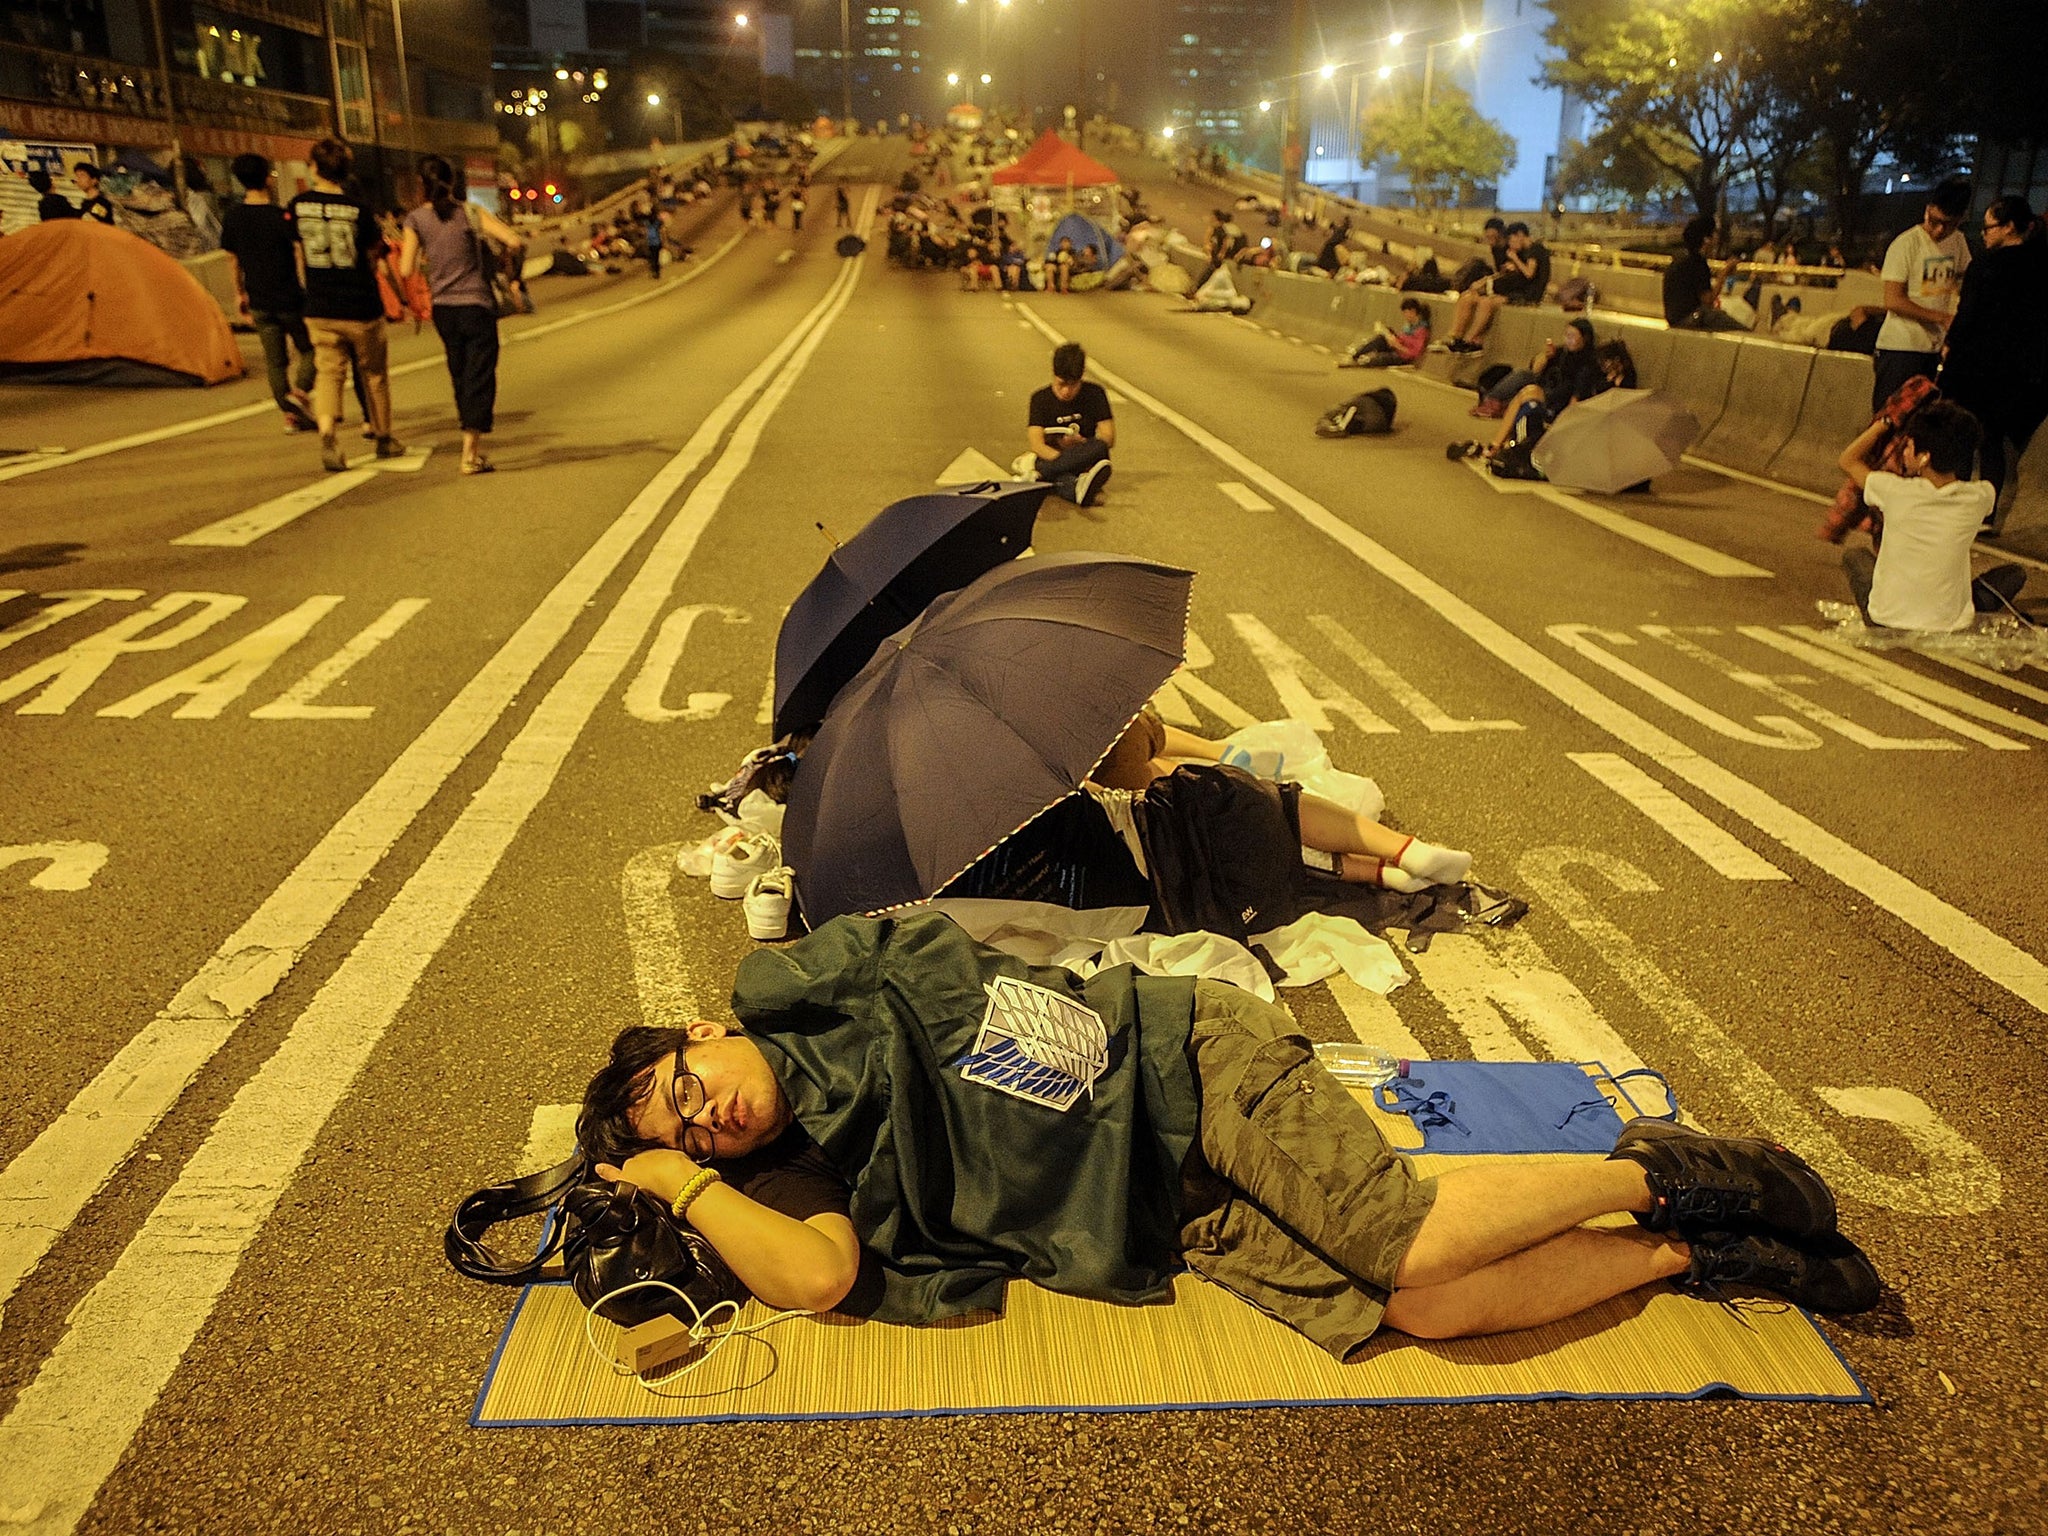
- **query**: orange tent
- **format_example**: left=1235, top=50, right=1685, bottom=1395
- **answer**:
left=0, top=219, right=244, bottom=387
left=990, top=134, right=1119, bottom=187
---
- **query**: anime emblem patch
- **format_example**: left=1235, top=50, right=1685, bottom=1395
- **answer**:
left=956, top=975, right=1109, bottom=1112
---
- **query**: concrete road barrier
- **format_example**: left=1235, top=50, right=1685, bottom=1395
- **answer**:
left=1762, top=349, right=1875, bottom=496
left=1696, top=337, right=1817, bottom=475
left=1649, top=329, right=1741, bottom=445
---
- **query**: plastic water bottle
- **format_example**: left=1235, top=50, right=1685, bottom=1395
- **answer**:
left=1314, top=1042, right=1408, bottom=1088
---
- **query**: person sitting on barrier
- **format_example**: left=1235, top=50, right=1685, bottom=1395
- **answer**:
left=1444, top=217, right=1508, bottom=295
left=1026, top=341, right=1114, bottom=505
left=1434, top=222, right=1550, bottom=354
left=1663, top=214, right=1746, bottom=331
left=1340, top=298, right=1431, bottom=368
left=577, top=910, right=1881, bottom=1347
left=1837, top=399, right=2027, bottom=628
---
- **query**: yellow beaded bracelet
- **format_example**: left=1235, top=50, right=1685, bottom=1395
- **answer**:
left=671, top=1167, right=722, bottom=1222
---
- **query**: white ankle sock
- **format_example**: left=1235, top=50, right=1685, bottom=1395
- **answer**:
left=1395, top=837, right=1473, bottom=887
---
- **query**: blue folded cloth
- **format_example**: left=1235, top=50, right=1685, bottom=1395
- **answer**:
left=1373, top=1061, right=1676, bottom=1155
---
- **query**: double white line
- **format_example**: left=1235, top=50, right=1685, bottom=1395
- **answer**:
left=0, top=190, right=875, bottom=1536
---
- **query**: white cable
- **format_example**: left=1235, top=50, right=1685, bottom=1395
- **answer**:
left=581, top=1280, right=809, bottom=1398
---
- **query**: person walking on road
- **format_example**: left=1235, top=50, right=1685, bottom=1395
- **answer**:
left=1937, top=196, right=2048, bottom=512
left=1872, top=179, right=1972, bottom=411
left=291, top=137, right=402, bottom=471
left=835, top=185, right=851, bottom=227
left=220, top=153, right=316, bottom=434
left=399, top=155, right=524, bottom=477
left=790, top=188, right=806, bottom=232
left=1023, top=341, right=1113, bottom=505
left=640, top=203, right=666, bottom=279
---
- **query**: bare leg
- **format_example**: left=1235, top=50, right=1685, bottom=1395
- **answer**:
left=1384, top=1227, right=1689, bottom=1339
left=1396, top=1159, right=1652, bottom=1287
left=1449, top=288, right=1479, bottom=339
left=1466, top=294, right=1506, bottom=343
left=1297, top=792, right=1472, bottom=888
left=1159, top=724, right=1229, bottom=762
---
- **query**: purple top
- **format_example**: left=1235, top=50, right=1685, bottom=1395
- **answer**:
left=402, top=202, right=496, bottom=309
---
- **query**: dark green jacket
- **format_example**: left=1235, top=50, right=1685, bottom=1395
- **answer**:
left=731, top=912, right=1200, bottom=1323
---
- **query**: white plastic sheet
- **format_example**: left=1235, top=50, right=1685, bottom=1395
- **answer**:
left=1814, top=600, right=2048, bottom=671
left=1216, top=719, right=1386, bottom=821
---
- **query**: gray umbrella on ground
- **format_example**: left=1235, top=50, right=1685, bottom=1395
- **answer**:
left=1531, top=389, right=1701, bottom=494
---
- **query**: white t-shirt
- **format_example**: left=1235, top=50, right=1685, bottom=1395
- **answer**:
left=1864, top=470, right=1995, bottom=631
left=1875, top=223, right=1970, bottom=353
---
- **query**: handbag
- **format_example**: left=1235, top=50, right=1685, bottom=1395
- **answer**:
left=445, top=1152, right=744, bottom=1326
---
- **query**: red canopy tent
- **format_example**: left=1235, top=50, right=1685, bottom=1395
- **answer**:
left=991, top=133, right=1118, bottom=187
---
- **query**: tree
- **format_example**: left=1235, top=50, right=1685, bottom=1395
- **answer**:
left=1542, top=0, right=1791, bottom=217
left=1554, top=120, right=1689, bottom=211
left=1356, top=83, right=1516, bottom=211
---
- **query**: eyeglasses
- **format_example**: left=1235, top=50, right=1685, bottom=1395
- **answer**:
left=667, top=1046, right=716, bottom=1160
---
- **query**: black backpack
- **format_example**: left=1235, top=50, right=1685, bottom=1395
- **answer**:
left=1316, top=388, right=1398, bottom=437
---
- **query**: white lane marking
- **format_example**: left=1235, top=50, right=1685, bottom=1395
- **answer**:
left=1522, top=847, right=2001, bottom=1216
left=622, top=842, right=703, bottom=1032
left=0, top=227, right=747, bottom=487
left=1735, top=626, right=2027, bottom=751
left=1153, top=625, right=1261, bottom=731
left=1533, top=486, right=1772, bottom=579
left=0, top=233, right=870, bottom=1319
left=622, top=603, right=746, bottom=722
left=1408, top=928, right=1649, bottom=1069
left=519, top=1105, right=581, bottom=1175
left=0, top=842, right=109, bottom=892
left=1, top=593, right=247, bottom=715
left=1775, top=626, right=2048, bottom=744
left=0, top=591, right=143, bottom=654
left=1548, top=624, right=1823, bottom=749
left=1308, top=613, right=1521, bottom=732
left=1642, top=624, right=1962, bottom=752
left=1920, top=652, right=2048, bottom=707
left=1327, top=973, right=1431, bottom=1060
left=1227, top=611, right=1398, bottom=734
left=1217, top=480, right=1273, bottom=512
left=1012, top=301, right=2048, bottom=1015
left=353, top=446, right=434, bottom=473
left=96, top=597, right=344, bottom=719
left=936, top=446, right=1009, bottom=484
left=173, top=474, right=375, bottom=547
left=0, top=227, right=877, bottom=1536
left=250, top=599, right=429, bottom=720
left=1569, top=752, right=1789, bottom=881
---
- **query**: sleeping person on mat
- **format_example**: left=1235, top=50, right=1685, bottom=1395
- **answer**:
left=578, top=911, right=1880, bottom=1357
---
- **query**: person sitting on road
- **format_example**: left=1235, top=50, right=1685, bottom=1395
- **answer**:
left=960, top=241, right=997, bottom=291
left=1341, top=298, right=1431, bottom=368
left=1450, top=331, right=1632, bottom=467
left=576, top=911, right=1881, bottom=1348
left=1025, top=341, right=1113, bottom=505
left=1435, top=223, right=1550, bottom=353
left=1663, top=214, right=1746, bottom=331
left=1836, top=400, right=2027, bottom=628
left=1074, top=243, right=1101, bottom=277
left=1051, top=236, right=1078, bottom=294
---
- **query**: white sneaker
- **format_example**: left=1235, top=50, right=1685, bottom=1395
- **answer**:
left=711, top=831, right=779, bottom=899
left=744, top=865, right=794, bottom=940
left=1010, top=451, right=1038, bottom=479
left=1073, top=458, right=1112, bottom=506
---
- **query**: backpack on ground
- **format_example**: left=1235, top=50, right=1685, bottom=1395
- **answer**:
left=1315, top=388, right=1398, bottom=437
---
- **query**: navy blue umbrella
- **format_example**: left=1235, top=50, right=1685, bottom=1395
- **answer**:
left=772, top=480, right=1051, bottom=739
left=783, top=551, right=1194, bottom=926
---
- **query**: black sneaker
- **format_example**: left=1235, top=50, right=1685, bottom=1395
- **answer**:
left=1611, top=1118, right=1836, bottom=1242
left=1448, top=338, right=1484, bottom=354
left=1682, top=1230, right=1881, bottom=1314
left=1074, top=458, right=1112, bottom=506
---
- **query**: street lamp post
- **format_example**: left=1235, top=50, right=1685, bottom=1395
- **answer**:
left=1419, top=31, right=1476, bottom=118
left=1278, top=0, right=1307, bottom=237
left=840, top=0, right=853, bottom=126
left=647, top=91, right=682, bottom=144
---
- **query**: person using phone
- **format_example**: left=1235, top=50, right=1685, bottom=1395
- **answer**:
left=1024, top=341, right=1115, bottom=505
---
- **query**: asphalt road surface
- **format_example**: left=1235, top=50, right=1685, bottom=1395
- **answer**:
left=3, top=133, right=2045, bottom=1535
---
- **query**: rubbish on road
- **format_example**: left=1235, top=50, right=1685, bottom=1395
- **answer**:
left=1314, top=1041, right=1407, bottom=1087
left=834, top=234, right=867, bottom=257
left=0, top=220, right=244, bottom=386
left=1219, top=718, right=1385, bottom=820
left=1189, top=263, right=1251, bottom=313
left=1530, top=388, right=1699, bottom=493
left=1316, top=388, right=1398, bottom=437
left=782, top=551, right=1195, bottom=925
left=772, top=480, right=1052, bottom=738
left=1813, top=600, right=2048, bottom=670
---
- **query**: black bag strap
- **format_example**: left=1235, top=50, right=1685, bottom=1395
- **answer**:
left=444, top=1151, right=589, bottom=1284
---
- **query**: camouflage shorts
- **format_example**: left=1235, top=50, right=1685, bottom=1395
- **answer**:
left=1179, top=981, right=1437, bottom=1359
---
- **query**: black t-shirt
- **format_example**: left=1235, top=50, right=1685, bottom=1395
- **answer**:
left=1496, top=242, right=1550, bottom=303
left=288, top=189, right=383, bottom=321
left=1029, top=380, right=1113, bottom=442
left=38, top=193, right=80, bottom=222
left=721, top=1122, right=851, bottom=1223
left=219, top=201, right=304, bottom=312
left=78, top=193, right=115, bottom=224
left=1663, top=250, right=1712, bottom=326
